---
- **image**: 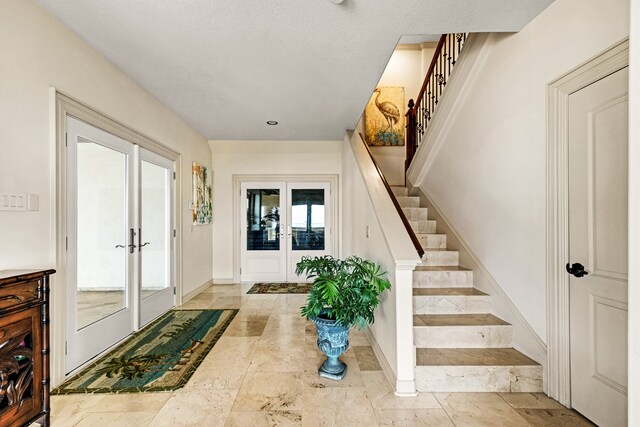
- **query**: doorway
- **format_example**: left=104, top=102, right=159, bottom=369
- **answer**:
left=65, top=116, right=176, bottom=372
left=239, top=179, right=335, bottom=282
left=547, top=39, right=629, bottom=427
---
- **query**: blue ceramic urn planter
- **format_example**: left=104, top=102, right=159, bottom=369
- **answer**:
left=313, top=314, right=350, bottom=381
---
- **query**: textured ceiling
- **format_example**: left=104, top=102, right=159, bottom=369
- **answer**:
left=36, top=0, right=553, bottom=140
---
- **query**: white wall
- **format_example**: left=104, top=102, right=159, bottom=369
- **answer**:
left=364, top=46, right=434, bottom=185
left=0, top=1, right=213, bottom=295
left=209, top=140, right=342, bottom=281
left=408, top=0, right=629, bottom=341
left=628, top=0, right=639, bottom=423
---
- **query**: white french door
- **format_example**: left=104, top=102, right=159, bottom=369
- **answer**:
left=66, top=116, right=175, bottom=373
left=138, top=148, right=175, bottom=326
left=240, top=181, right=332, bottom=282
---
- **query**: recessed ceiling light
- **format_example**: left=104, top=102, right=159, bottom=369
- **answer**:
left=266, top=121, right=278, bottom=126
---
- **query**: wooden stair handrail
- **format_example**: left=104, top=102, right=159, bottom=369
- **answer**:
left=405, top=33, right=468, bottom=172
left=415, top=34, right=447, bottom=108
left=360, top=133, right=425, bottom=258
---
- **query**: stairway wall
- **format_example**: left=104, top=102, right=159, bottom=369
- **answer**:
left=407, top=0, right=629, bottom=343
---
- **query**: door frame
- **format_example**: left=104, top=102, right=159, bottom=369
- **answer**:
left=53, top=91, right=182, bottom=386
left=233, top=174, right=339, bottom=283
left=546, top=38, right=629, bottom=406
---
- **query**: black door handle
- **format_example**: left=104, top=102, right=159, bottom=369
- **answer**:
left=566, top=262, right=589, bottom=278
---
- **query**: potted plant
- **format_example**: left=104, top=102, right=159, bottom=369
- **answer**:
left=296, top=255, right=391, bottom=380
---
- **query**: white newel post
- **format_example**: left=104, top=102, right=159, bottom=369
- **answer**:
left=394, top=261, right=419, bottom=396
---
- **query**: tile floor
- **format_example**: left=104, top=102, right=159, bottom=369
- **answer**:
left=51, top=283, right=595, bottom=426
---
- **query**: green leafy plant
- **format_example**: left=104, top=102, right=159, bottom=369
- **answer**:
left=296, top=255, right=391, bottom=330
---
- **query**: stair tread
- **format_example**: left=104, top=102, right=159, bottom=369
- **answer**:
left=413, top=288, right=488, bottom=296
left=415, top=266, right=470, bottom=271
left=416, top=348, right=540, bottom=366
left=414, top=313, right=510, bottom=327
left=415, top=233, right=446, bottom=237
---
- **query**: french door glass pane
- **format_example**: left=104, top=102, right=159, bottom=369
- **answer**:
left=76, top=141, right=127, bottom=330
left=291, top=189, right=325, bottom=250
left=141, top=160, right=170, bottom=299
left=246, top=189, right=280, bottom=250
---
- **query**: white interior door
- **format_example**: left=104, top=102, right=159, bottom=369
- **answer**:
left=287, top=182, right=332, bottom=282
left=138, top=148, right=176, bottom=326
left=241, top=182, right=287, bottom=282
left=66, top=117, right=135, bottom=372
left=568, top=66, right=628, bottom=427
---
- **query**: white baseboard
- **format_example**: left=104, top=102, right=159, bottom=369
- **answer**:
left=182, top=279, right=213, bottom=302
left=212, top=278, right=234, bottom=284
left=412, top=186, right=548, bottom=369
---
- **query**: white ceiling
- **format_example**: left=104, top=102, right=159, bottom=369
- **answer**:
left=36, top=0, right=553, bottom=140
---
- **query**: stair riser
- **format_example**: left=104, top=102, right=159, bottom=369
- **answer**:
left=413, top=269, right=472, bottom=287
left=402, top=208, right=428, bottom=221
left=409, top=221, right=437, bottom=234
left=419, top=251, right=460, bottom=267
left=415, top=365, right=543, bottom=392
left=396, top=197, right=420, bottom=208
left=413, top=295, right=491, bottom=314
left=417, top=234, right=446, bottom=249
left=414, top=325, right=513, bottom=348
left=391, top=187, right=409, bottom=197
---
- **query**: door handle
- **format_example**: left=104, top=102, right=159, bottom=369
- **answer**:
left=137, top=228, right=150, bottom=251
left=115, top=244, right=125, bottom=248
left=128, top=228, right=137, bottom=253
left=566, top=262, right=589, bottom=278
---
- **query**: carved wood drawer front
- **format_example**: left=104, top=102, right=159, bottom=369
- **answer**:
left=0, top=307, right=42, bottom=427
left=0, top=280, right=39, bottom=310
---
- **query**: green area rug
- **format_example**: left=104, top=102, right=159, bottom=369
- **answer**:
left=52, top=309, right=237, bottom=394
left=247, top=282, right=312, bottom=294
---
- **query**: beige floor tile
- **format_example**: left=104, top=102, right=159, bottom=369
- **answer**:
left=373, top=408, right=454, bottom=426
left=362, top=371, right=441, bottom=410
left=435, top=392, right=530, bottom=426
left=301, top=388, right=377, bottom=427
left=149, top=389, right=237, bottom=426
left=224, top=410, right=302, bottom=427
left=88, top=393, right=171, bottom=412
left=498, top=392, right=566, bottom=409
left=74, top=411, right=157, bottom=427
left=50, top=394, right=105, bottom=426
left=302, top=354, right=365, bottom=389
left=273, top=294, right=309, bottom=314
left=232, top=372, right=303, bottom=411
left=349, top=328, right=371, bottom=345
left=224, top=314, right=270, bottom=336
left=249, top=343, right=307, bottom=372
left=185, top=336, right=258, bottom=390
left=52, top=284, right=577, bottom=427
left=516, top=408, right=596, bottom=426
left=353, top=346, right=382, bottom=371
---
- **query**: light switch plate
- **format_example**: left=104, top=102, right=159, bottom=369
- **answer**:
left=0, top=191, right=27, bottom=211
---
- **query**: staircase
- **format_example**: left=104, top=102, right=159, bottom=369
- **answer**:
left=391, top=185, right=543, bottom=393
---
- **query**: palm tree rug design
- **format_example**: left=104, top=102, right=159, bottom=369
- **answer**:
left=52, top=309, right=237, bottom=394
left=246, top=283, right=312, bottom=294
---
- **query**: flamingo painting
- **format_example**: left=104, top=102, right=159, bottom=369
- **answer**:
left=364, top=86, right=405, bottom=146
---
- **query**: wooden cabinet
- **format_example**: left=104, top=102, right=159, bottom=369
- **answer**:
left=0, top=270, right=54, bottom=427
